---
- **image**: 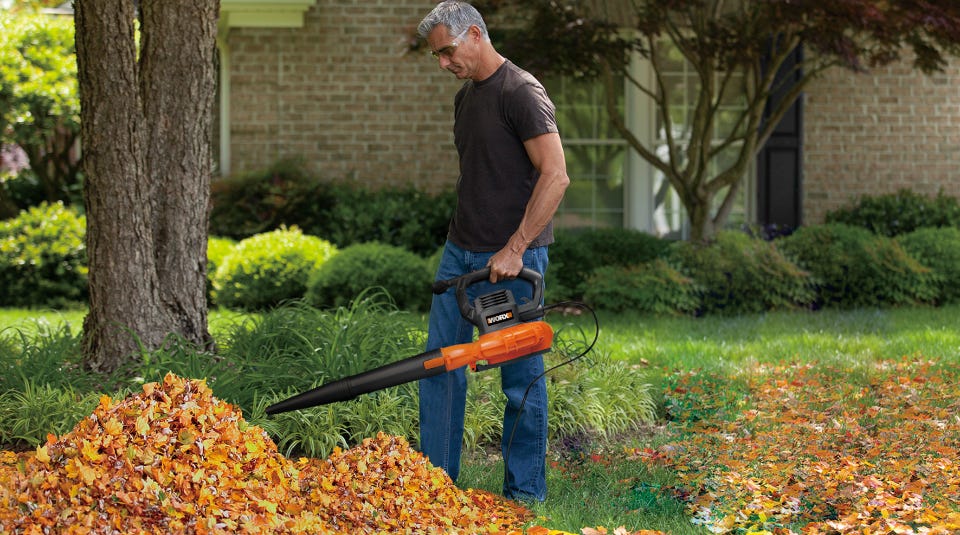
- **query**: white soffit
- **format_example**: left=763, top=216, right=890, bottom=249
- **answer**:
left=220, top=0, right=317, bottom=28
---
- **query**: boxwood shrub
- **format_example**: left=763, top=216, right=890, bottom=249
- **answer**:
left=777, top=223, right=940, bottom=308
left=668, top=231, right=816, bottom=315
left=548, top=227, right=672, bottom=301
left=0, top=202, right=87, bottom=308
left=212, top=227, right=337, bottom=310
left=205, top=236, right=236, bottom=306
left=305, top=242, right=432, bottom=311
left=208, top=159, right=455, bottom=256
left=897, top=226, right=960, bottom=305
left=582, top=259, right=701, bottom=315
left=825, top=188, right=960, bottom=237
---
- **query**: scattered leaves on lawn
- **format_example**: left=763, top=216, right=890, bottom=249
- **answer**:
left=635, top=357, right=960, bottom=534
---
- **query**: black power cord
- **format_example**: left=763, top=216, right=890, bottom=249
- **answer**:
left=501, top=301, right=600, bottom=482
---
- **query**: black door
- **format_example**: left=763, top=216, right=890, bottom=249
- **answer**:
left=757, top=44, right=803, bottom=232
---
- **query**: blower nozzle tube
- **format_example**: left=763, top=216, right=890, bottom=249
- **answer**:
left=264, top=349, right=444, bottom=415
left=264, top=321, right=553, bottom=415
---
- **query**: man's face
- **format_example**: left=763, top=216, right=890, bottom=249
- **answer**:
left=427, top=25, right=475, bottom=80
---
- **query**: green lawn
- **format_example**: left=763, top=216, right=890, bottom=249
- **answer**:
left=3, top=303, right=959, bottom=534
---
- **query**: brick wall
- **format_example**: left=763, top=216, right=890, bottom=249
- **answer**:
left=804, top=58, right=960, bottom=224
left=225, top=0, right=461, bottom=191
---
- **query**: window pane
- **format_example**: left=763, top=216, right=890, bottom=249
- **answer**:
left=548, top=76, right=626, bottom=229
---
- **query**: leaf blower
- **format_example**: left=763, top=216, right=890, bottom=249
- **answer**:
left=265, top=267, right=555, bottom=415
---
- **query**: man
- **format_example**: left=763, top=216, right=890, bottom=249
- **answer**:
left=416, top=1, right=570, bottom=502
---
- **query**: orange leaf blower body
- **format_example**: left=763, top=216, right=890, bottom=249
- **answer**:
left=265, top=268, right=552, bottom=415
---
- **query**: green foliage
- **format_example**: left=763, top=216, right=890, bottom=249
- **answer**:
left=582, top=259, right=701, bottom=315
left=0, top=380, right=100, bottom=449
left=217, top=296, right=424, bottom=411
left=208, top=159, right=455, bottom=256
left=897, top=226, right=960, bottom=304
left=0, top=320, right=102, bottom=448
left=211, top=226, right=336, bottom=310
left=668, top=231, right=816, bottom=315
left=825, top=189, right=960, bottom=237
left=205, top=236, right=236, bottom=305
left=778, top=223, right=941, bottom=308
left=466, top=352, right=658, bottom=448
left=305, top=242, right=432, bottom=311
left=0, top=201, right=87, bottom=307
left=548, top=227, right=672, bottom=301
left=208, top=158, right=333, bottom=240
left=0, top=12, right=82, bottom=212
left=547, top=354, right=658, bottom=440
left=319, top=184, right=455, bottom=257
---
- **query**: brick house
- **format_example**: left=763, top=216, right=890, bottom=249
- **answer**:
left=218, top=0, right=960, bottom=236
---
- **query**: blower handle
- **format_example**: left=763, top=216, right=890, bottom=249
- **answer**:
left=431, top=267, right=544, bottom=330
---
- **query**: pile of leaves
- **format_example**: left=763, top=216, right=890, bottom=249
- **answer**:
left=0, top=373, right=538, bottom=534
left=636, top=358, right=960, bottom=534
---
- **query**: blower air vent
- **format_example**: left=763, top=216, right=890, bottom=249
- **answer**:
left=477, top=290, right=511, bottom=308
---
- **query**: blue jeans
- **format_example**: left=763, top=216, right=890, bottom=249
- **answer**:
left=419, top=240, right=549, bottom=501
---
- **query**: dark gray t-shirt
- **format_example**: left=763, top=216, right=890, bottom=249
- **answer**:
left=447, top=60, right=559, bottom=252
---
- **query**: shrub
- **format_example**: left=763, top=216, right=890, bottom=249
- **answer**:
left=467, top=350, right=658, bottom=448
left=825, top=188, right=960, bottom=237
left=305, top=242, right=432, bottom=311
left=212, top=227, right=336, bottom=310
left=208, top=158, right=334, bottom=240
left=0, top=201, right=87, bottom=308
left=208, top=159, right=455, bottom=256
left=320, top=185, right=455, bottom=257
left=206, top=236, right=236, bottom=306
left=777, top=223, right=940, bottom=308
left=668, top=231, right=816, bottom=315
left=582, top=259, right=701, bottom=315
left=548, top=227, right=671, bottom=301
left=897, top=226, right=960, bottom=304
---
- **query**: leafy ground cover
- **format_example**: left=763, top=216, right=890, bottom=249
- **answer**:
left=644, top=357, right=960, bottom=533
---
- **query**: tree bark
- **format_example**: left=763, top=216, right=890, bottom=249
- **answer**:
left=75, top=0, right=217, bottom=373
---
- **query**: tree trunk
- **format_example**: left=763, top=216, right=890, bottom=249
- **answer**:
left=686, top=193, right=715, bottom=243
left=75, top=0, right=217, bottom=374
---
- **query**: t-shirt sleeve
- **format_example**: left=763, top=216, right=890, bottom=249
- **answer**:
left=505, top=80, right=559, bottom=142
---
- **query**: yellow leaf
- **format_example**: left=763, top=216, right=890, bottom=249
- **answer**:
left=103, top=418, right=123, bottom=436
left=135, top=414, right=150, bottom=436
left=80, top=440, right=103, bottom=462
left=35, top=444, right=50, bottom=464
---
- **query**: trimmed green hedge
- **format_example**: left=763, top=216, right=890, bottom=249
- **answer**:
left=668, top=231, right=816, bottom=315
left=208, top=159, right=454, bottom=256
left=212, top=227, right=337, bottom=310
left=897, top=226, right=960, bottom=305
left=777, top=223, right=940, bottom=309
left=305, top=242, right=433, bottom=312
left=825, top=189, right=960, bottom=237
left=582, top=259, right=701, bottom=315
left=0, top=202, right=87, bottom=308
left=548, top=227, right=671, bottom=301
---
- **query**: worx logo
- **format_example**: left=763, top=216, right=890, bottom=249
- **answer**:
left=485, top=311, right=513, bottom=325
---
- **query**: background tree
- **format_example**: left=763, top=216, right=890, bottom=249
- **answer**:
left=74, top=0, right=218, bottom=372
left=0, top=12, right=80, bottom=218
left=475, top=0, right=960, bottom=241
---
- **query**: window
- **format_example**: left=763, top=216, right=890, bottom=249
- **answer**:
left=650, top=44, right=753, bottom=237
left=547, top=45, right=753, bottom=237
left=544, top=76, right=627, bottom=229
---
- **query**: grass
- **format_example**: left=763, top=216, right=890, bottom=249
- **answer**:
left=2, top=303, right=959, bottom=534
left=456, top=303, right=960, bottom=533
